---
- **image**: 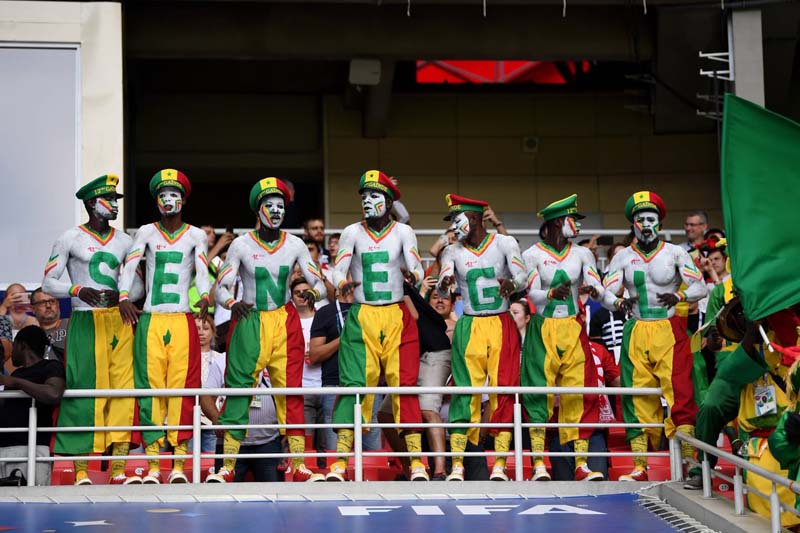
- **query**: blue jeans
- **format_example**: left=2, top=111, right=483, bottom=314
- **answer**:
left=321, top=389, right=383, bottom=451
left=187, top=429, right=218, bottom=453
left=548, top=430, right=609, bottom=481
left=234, top=439, right=283, bottom=482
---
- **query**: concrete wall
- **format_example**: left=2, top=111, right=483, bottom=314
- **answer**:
left=326, top=91, right=721, bottom=252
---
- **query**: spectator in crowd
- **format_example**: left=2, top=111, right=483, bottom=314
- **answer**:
left=603, top=191, right=704, bottom=482
left=0, top=322, right=12, bottom=375
left=437, top=193, right=527, bottom=482
left=195, top=313, right=224, bottom=453
left=0, top=326, right=65, bottom=485
left=521, top=193, right=605, bottom=482
left=327, top=233, right=341, bottom=264
left=683, top=211, right=709, bottom=252
left=30, top=288, right=67, bottom=363
left=326, top=170, right=425, bottom=482
left=44, top=174, right=139, bottom=485
left=118, top=168, right=211, bottom=484
left=302, top=238, right=334, bottom=308
left=292, top=278, right=324, bottom=465
left=509, top=299, right=531, bottom=344
left=303, top=218, right=329, bottom=264
left=210, top=177, right=326, bottom=483
left=201, top=358, right=285, bottom=482
left=0, top=284, right=37, bottom=338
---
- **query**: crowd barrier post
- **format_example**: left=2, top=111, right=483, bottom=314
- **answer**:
left=27, top=400, right=37, bottom=487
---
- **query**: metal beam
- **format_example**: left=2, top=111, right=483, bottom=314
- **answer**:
left=125, top=4, right=654, bottom=61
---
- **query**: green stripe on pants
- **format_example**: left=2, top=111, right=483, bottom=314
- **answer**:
left=133, top=313, right=160, bottom=445
left=54, top=310, right=97, bottom=454
left=219, top=311, right=264, bottom=441
left=619, top=319, right=642, bottom=441
left=447, top=315, right=474, bottom=435
left=333, top=304, right=368, bottom=425
left=520, top=314, right=549, bottom=423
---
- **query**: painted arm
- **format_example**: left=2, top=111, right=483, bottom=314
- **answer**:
left=601, top=254, right=625, bottom=311
left=435, top=245, right=456, bottom=294
left=41, top=233, right=74, bottom=298
left=582, top=249, right=605, bottom=301
left=193, top=234, right=212, bottom=302
left=214, top=240, right=241, bottom=310
left=501, top=236, right=529, bottom=293
left=675, top=248, right=708, bottom=303
left=118, top=228, right=147, bottom=302
left=297, top=244, right=328, bottom=302
left=401, top=226, right=425, bottom=286
left=331, top=226, right=356, bottom=291
left=523, top=250, right=548, bottom=302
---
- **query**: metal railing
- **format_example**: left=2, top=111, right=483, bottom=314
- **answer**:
left=1, top=385, right=672, bottom=487
left=675, top=431, right=800, bottom=533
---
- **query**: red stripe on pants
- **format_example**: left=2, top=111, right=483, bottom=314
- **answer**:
left=179, top=312, right=202, bottom=443
left=397, top=302, right=423, bottom=428
left=489, top=313, right=521, bottom=433
left=284, top=302, right=306, bottom=436
left=668, top=315, right=698, bottom=427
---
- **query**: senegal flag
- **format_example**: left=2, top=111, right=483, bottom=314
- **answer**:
left=721, top=94, right=800, bottom=320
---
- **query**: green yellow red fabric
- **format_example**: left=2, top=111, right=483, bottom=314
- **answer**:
left=624, top=190, right=666, bottom=222
left=521, top=314, right=600, bottom=444
left=449, top=313, right=520, bottom=445
left=75, top=174, right=123, bottom=201
left=218, top=304, right=305, bottom=440
left=359, top=170, right=401, bottom=200
left=333, top=302, right=422, bottom=429
left=54, top=308, right=135, bottom=453
left=149, top=168, right=191, bottom=198
left=619, top=316, right=697, bottom=445
left=248, top=177, right=293, bottom=211
left=133, top=312, right=200, bottom=446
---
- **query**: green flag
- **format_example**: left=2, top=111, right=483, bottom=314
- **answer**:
left=721, top=93, right=800, bottom=320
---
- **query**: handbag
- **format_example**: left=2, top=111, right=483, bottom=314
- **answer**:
left=0, top=469, right=26, bottom=487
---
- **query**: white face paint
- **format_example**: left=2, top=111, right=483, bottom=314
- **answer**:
left=156, top=186, right=183, bottom=216
left=633, top=210, right=661, bottom=244
left=361, top=190, right=388, bottom=219
left=451, top=212, right=471, bottom=242
left=561, top=216, right=581, bottom=239
left=259, top=195, right=286, bottom=229
left=93, top=196, right=119, bottom=220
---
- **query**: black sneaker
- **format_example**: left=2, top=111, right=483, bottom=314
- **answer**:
left=683, top=474, right=703, bottom=490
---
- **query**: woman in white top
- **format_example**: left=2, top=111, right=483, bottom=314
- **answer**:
left=195, top=313, right=224, bottom=452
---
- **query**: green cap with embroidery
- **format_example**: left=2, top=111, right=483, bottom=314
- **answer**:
left=537, top=194, right=584, bottom=221
left=75, top=174, right=123, bottom=201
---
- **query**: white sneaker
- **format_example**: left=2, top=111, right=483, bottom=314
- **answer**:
left=490, top=463, right=509, bottom=481
left=142, top=470, right=162, bottom=484
left=325, top=460, right=347, bottom=482
left=532, top=465, right=551, bottom=481
left=168, top=470, right=188, bottom=484
left=446, top=463, right=465, bottom=481
left=74, top=476, right=93, bottom=486
left=205, top=467, right=233, bottom=483
left=409, top=461, right=430, bottom=481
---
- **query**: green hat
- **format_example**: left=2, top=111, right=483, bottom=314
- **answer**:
left=537, top=194, right=585, bottom=222
left=75, top=174, right=123, bottom=201
left=249, top=177, right=292, bottom=212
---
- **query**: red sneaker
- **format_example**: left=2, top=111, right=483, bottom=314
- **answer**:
left=574, top=464, right=604, bottom=481
left=293, top=465, right=325, bottom=482
left=618, top=467, right=648, bottom=482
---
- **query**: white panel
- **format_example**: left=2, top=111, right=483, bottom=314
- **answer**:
left=0, top=46, right=79, bottom=289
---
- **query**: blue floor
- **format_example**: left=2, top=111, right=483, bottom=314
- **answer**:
left=0, top=494, right=676, bottom=532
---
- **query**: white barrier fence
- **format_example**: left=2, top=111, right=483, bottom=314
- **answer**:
left=3, top=385, right=668, bottom=486
left=675, top=431, right=800, bottom=533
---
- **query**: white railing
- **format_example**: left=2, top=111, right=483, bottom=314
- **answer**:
left=2, top=385, right=670, bottom=487
left=675, top=431, right=800, bottom=533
